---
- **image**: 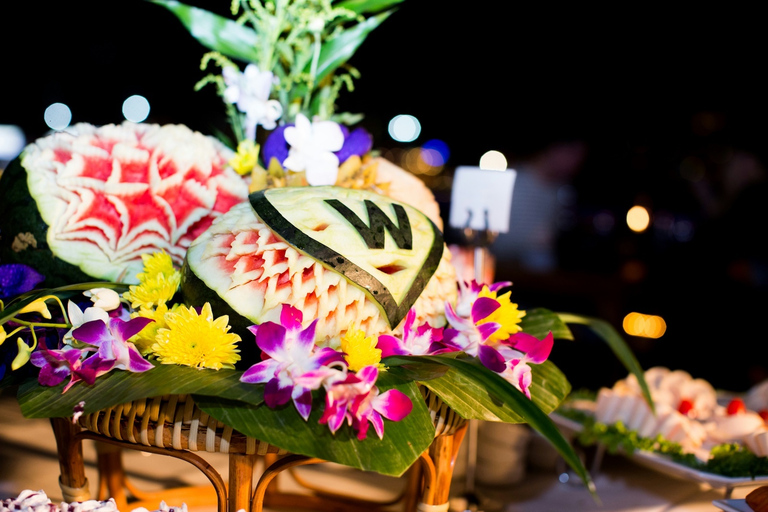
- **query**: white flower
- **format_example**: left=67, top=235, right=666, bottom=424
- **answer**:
left=282, top=114, right=344, bottom=186
left=84, top=287, right=121, bottom=311
left=222, top=64, right=283, bottom=139
left=64, top=300, right=110, bottom=345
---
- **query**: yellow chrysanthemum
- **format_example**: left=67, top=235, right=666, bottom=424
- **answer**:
left=150, top=303, right=241, bottom=369
left=229, top=139, right=260, bottom=176
left=137, top=251, right=178, bottom=281
left=123, top=272, right=181, bottom=310
left=477, top=286, right=526, bottom=343
left=130, top=303, right=176, bottom=355
left=341, top=329, right=383, bottom=372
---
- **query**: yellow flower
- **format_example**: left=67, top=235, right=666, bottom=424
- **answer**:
left=131, top=303, right=176, bottom=355
left=341, top=329, right=383, bottom=372
left=123, top=272, right=181, bottom=310
left=137, top=251, right=178, bottom=281
left=17, top=298, right=52, bottom=319
left=477, top=286, right=526, bottom=343
left=229, top=140, right=260, bottom=176
left=150, top=303, right=241, bottom=369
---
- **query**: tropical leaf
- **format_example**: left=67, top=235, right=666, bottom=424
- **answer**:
left=520, top=307, right=574, bottom=341
left=195, top=371, right=434, bottom=476
left=385, top=355, right=592, bottom=493
left=1, top=282, right=128, bottom=326
left=150, top=0, right=261, bottom=63
left=557, top=312, right=653, bottom=412
left=311, top=10, right=394, bottom=82
left=17, top=365, right=262, bottom=418
left=334, top=0, right=405, bottom=14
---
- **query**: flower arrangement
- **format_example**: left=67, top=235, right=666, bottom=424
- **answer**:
left=0, top=0, right=654, bottom=498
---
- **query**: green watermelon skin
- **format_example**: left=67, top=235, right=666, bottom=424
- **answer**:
left=0, top=157, right=91, bottom=289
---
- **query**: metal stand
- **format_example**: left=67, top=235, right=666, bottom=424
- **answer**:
left=458, top=218, right=497, bottom=512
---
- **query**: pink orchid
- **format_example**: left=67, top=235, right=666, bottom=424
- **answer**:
left=496, top=332, right=554, bottom=399
left=443, top=298, right=506, bottom=372
left=240, top=304, right=345, bottom=420
left=377, top=308, right=456, bottom=357
left=319, top=366, right=412, bottom=440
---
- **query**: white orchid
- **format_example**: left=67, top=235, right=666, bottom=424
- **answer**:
left=84, top=287, right=121, bottom=311
left=282, top=113, right=344, bottom=186
left=222, top=64, right=283, bottom=140
left=64, top=300, right=110, bottom=345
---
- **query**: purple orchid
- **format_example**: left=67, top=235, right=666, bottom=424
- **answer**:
left=262, top=124, right=373, bottom=169
left=377, top=308, right=455, bottom=357
left=29, top=345, right=113, bottom=393
left=0, top=263, right=45, bottom=300
left=72, top=317, right=155, bottom=374
left=319, top=365, right=412, bottom=440
left=240, top=304, right=345, bottom=420
left=496, top=332, right=555, bottom=399
left=443, top=298, right=506, bottom=372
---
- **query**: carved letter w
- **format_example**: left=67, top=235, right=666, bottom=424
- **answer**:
left=325, top=199, right=412, bottom=250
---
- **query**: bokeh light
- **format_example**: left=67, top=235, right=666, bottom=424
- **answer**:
left=0, top=125, right=26, bottom=161
left=422, top=139, right=449, bottom=166
left=388, top=114, right=421, bottom=143
left=478, top=150, right=507, bottom=171
left=627, top=205, right=650, bottom=232
left=623, top=312, right=667, bottom=339
left=44, top=103, right=72, bottom=131
left=123, top=94, right=151, bottom=123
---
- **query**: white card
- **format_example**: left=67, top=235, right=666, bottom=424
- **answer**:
left=449, top=166, right=517, bottom=233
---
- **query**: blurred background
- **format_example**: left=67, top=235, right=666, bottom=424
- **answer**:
left=2, top=1, right=767, bottom=393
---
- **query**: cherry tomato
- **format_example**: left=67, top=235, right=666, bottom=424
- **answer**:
left=678, top=399, right=694, bottom=416
left=726, top=398, right=747, bottom=415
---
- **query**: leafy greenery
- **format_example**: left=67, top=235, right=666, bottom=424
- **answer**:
left=557, top=406, right=768, bottom=478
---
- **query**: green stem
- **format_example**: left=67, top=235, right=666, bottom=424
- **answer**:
left=11, top=319, right=70, bottom=329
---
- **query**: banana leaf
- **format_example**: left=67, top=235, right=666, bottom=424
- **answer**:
left=384, top=354, right=594, bottom=494
left=149, top=0, right=262, bottom=63
left=558, top=312, right=653, bottom=411
left=194, top=371, right=435, bottom=477
left=17, top=365, right=261, bottom=418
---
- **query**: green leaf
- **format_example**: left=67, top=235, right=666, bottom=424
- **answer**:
left=385, top=355, right=569, bottom=422
left=334, top=0, right=405, bottom=14
left=195, top=372, right=434, bottom=477
left=311, top=10, right=394, bottom=83
left=386, top=355, right=592, bottom=493
left=149, top=0, right=261, bottom=63
left=1, top=282, right=128, bottom=326
left=17, top=365, right=263, bottom=418
left=520, top=307, right=574, bottom=341
left=557, top=312, right=653, bottom=412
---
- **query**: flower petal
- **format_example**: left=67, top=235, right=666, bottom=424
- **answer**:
left=292, top=388, right=313, bottom=421
left=373, top=389, right=412, bottom=421
left=471, top=297, right=501, bottom=323
left=264, top=378, right=292, bottom=408
left=376, top=334, right=407, bottom=357
left=479, top=344, right=506, bottom=373
left=240, top=359, right=279, bottom=384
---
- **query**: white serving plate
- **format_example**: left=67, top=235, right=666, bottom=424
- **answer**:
left=712, top=498, right=752, bottom=512
left=550, top=411, right=768, bottom=492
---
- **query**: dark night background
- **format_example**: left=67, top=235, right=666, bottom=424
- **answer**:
left=2, top=1, right=768, bottom=392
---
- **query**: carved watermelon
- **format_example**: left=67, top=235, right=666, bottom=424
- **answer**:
left=0, top=122, right=249, bottom=287
left=181, top=186, right=457, bottom=349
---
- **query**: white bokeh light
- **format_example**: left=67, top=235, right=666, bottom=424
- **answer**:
left=44, top=103, right=72, bottom=131
left=0, top=125, right=26, bottom=161
left=388, top=114, right=421, bottom=143
left=478, top=150, right=507, bottom=171
left=122, top=95, right=150, bottom=123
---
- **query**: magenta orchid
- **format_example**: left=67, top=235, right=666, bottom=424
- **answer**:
left=454, top=279, right=511, bottom=318
left=319, top=365, right=412, bottom=440
left=240, top=304, right=345, bottom=420
left=496, top=332, right=555, bottom=399
left=72, top=317, right=155, bottom=373
left=377, top=308, right=455, bottom=357
left=30, top=345, right=113, bottom=393
left=443, top=298, right=506, bottom=372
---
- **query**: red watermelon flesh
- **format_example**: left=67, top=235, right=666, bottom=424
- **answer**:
left=20, top=122, right=249, bottom=283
